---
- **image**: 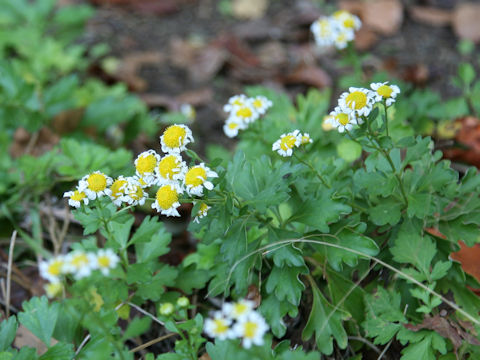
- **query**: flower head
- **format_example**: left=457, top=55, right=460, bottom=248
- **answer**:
left=338, top=87, right=376, bottom=117
left=329, top=106, right=357, bottom=133
left=223, top=117, right=246, bottom=138
left=155, top=154, right=187, bottom=185
left=222, top=299, right=255, bottom=320
left=311, top=17, right=337, bottom=48
left=193, top=202, right=210, bottom=224
left=134, top=150, right=160, bottom=186
left=152, top=183, right=183, bottom=217
left=272, top=130, right=302, bottom=157
left=78, top=171, right=113, bottom=200
left=64, top=250, right=96, bottom=279
left=232, top=103, right=259, bottom=125
left=123, top=177, right=147, bottom=206
left=109, top=176, right=128, bottom=207
left=184, top=163, right=218, bottom=197
left=300, top=133, right=313, bottom=145
left=63, top=188, right=89, bottom=208
left=332, top=10, right=361, bottom=31
left=93, top=249, right=119, bottom=276
left=39, top=256, right=66, bottom=283
left=232, top=311, right=269, bottom=348
left=45, top=282, right=63, bottom=298
left=370, top=82, right=401, bottom=106
left=333, top=30, right=354, bottom=50
left=251, top=96, right=272, bottom=115
left=223, top=94, right=249, bottom=113
left=160, top=124, right=194, bottom=154
left=204, top=311, right=233, bottom=340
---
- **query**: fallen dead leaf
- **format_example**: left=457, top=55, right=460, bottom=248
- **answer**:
left=410, top=6, right=452, bottom=27
left=117, top=51, right=165, bottom=92
left=189, top=44, right=228, bottom=83
left=232, top=0, right=269, bottom=20
left=283, top=65, right=332, bottom=89
left=10, top=127, right=59, bottom=158
left=361, top=0, right=404, bottom=36
left=257, top=41, right=288, bottom=68
left=354, top=27, right=379, bottom=51
left=453, top=3, right=480, bottom=42
left=245, top=284, right=262, bottom=308
left=14, top=325, right=58, bottom=355
left=450, top=240, right=480, bottom=283
left=51, top=108, right=84, bottom=135
left=339, top=0, right=364, bottom=15
left=402, top=63, right=430, bottom=85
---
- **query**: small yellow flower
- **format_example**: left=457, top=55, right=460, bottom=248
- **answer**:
left=39, top=256, right=66, bottom=283
left=78, top=171, right=113, bottom=200
left=204, top=311, right=233, bottom=340
left=109, top=176, right=128, bottom=206
left=193, top=202, right=210, bottom=223
left=134, top=150, right=160, bottom=186
left=370, top=82, right=401, bottom=106
left=160, top=124, right=194, bottom=154
left=123, top=177, right=146, bottom=206
left=94, top=249, right=119, bottom=276
left=152, top=184, right=183, bottom=217
left=64, top=188, right=89, bottom=208
left=156, top=154, right=187, bottom=185
left=184, top=164, right=218, bottom=197
left=338, top=87, right=375, bottom=117
left=272, top=130, right=302, bottom=157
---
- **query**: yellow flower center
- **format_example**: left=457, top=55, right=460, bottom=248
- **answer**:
left=301, top=135, right=311, bottom=144
left=337, top=33, right=347, bottom=42
left=377, top=85, right=393, bottom=98
left=336, top=113, right=350, bottom=126
left=233, top=303, right=248, bottom=316
left=129, top=185, right=144, bottom=201
left=343, top=18, right=355, bottom=28
left=185, top=167, right=207, bottom=187
left=228, top=122, right=239, bottom=130
left=163, top=125, right=187, bottom=148
left=346, top=91, right=367, bottom=110
left=136, top=154, right=157, bottom=175
left=253, top=99, right=263, bottom=108
left=87, top=173, right=107, bottom=192
left=214, top=319, right=229, bottom=334
left=198, top=203, right=209, bottom=215
left=236, top=107, right=253, bottom=118
left=244, top=321, right=258, bottom=339
left=233, top=98, right=244, bottom=106
left=45, top=282, right=62, bottom=298
left=48, top=260, right=64, bottom=276
left=71, top=190, right=86, bottom=201
left=280, top=135, right=297, bottom=151
left=110, top=179, right=127, bottom=199
left=71, top=253, right=88, bottom=267
left=156, top=185, right=179, bottom=210
left=98, top=256, right=110, bottom=268
left=158, top=155, right=180, bottom=179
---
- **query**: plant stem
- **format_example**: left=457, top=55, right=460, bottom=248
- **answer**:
left=293, top=153, right=331, bottom=188
left=383, top=101, right=389, bottom=137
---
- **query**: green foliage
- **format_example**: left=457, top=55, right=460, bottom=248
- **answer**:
left=18, top=296, right=59, bottom=346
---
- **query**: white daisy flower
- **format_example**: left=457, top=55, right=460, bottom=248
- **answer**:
left=64, top=250, right=96, bottom=279
left=329, top=106, right=358, bottom=133
left=370, top=82, right=401, bottom=106
left=155, top=154, right=187, bottom=185
left=78, top=171, right=113, bottom=200
left=122, top=177, right=147, bottom=206
left=109, top=176, right=128, bottom=207
left=232, top=311, right=269, bottom=349
left=311, top=17, right=337, bottom=48
left=204, top=311, right=234, bottom=341
left=231, top=102, right=259, bottom=125
left=134, top=150, right=160, bottom=186
left=251, top=96, right=272, bottom=115
left=180, top=103, right=196, bottom=122
left=338, top=87, right=376, bottom=117
left=333, top=29, right=354, bottom=50
left=152, top=183, right=183, bottom=217
left=223, top=117, right=246, bottom=138
left=223, top=94, right=249, bottom=113
left=332, top=10, right=362, bottom=31
left=159, top=302, right=175, bottom=316
left=222, top=299, right=255, bottom=320
left=44, top=282, right=63, bottom=298
left=63, top=188, right=89, bottom=208
left=92, top=249, right=119, bottom=276
left=272, top=130, right=302, bottom=157
left=184, top=163, right=218, bottom=197
left=193, top=203, right=210, bottom=224
left=39, top=256, right=66, bottom=283
left=300, top=133, right=313, bottom=145
left=160, top=124, right=194, bottom=154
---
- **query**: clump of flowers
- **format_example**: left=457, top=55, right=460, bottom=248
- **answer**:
left=204, top=300, right=269, bottom=349
left=39, top=249, right=119, bottom=297
left=272, top=130, right=312, bottom=157
left=327, top=82, right=401, bottom=133
left=223, top=94, right=272, bottom=138
left=63, top=124, right=218, bottom=219
left=311, top=10, right=361, bottom=50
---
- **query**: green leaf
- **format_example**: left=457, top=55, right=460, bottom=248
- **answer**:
left=369, top=198, right=402, bottom=226
left=302, top=284, right=349, bottom=355
left=38, top=342, right=74, bottom=360
left=0, top=317, right=17, bottom=351
left=109, top=218, right=133, bottom=249
left=337, top=139, right=362, bottom=162
left=407, top=193, right=432, bottom=219
left=260, top=294, right=298, bottom=337
left=430, top=261, right=452, bottom=281
left=265, top=264, right=308, bottom=306
left=458, top=63, right=476, bottom=87
left=122, top=317, right=152, bottom=341
left=391, top=221, right=436, bottom=276
left=18, top=296, right=59, bottom=346
left=133, top=218, right=171, bottom=263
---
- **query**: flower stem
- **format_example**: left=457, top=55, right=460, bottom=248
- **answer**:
left=383, top=101, right=389, bottom=136
left=293, top=153, right=331, bottom=188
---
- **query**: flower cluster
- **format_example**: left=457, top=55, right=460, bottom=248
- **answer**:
left=64, top=125, right=218, bottom=220
left=204, top=300, right=269, bottom=349
left=311, top=10, right=361, bottom=50
left=39, top=249, right=119, bottom=297
left=223, top=94, right=272, bottom=138
left=272, top=130, right=312, bottom=157
left=326, top=82, right=400, bottom=133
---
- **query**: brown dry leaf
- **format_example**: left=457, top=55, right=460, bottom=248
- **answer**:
left=450, top=241, right=480, bottom=283
left=257, top=41, right=288, bottom=68
left=404, top=315, right=480, bottom=351
left=245, top=284, right=262, bottom=308
left=51, top=108, right=84, bottom=135
left=232, top=0, right=269, bottom=20
left=10, top=127, right=59, bottom=158
left=424, top=227, right=447, bottom=240
left=361, top=0, right=403, bottom=36
left=402, top=63, right=430, bottom=85
left=189, top=44, right=228, bottom=83
left=169, top=37, right=200, bottom=69
left=283, top=65, right=331, bottom=89
left=14, top=325, right=57, bottom=354
left=354, top=27, right=379, bottom=50
left=339, top=0, right=364, bottom=15
left=453, top=3, right=480, bottom=42
left=177, top=88, right=213, bottom=107
left=117, top=51, right=165, bottom=92
left=410, top=6, right=452, bottom=27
